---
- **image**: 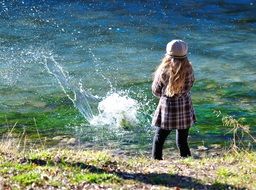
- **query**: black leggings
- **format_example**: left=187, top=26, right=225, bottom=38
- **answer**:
left=152, top=127, right=191, bottom=160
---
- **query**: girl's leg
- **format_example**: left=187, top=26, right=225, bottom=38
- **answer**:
left=152, top=127, right=171, bottom=160
left=176, top=128, right=191, bottom=157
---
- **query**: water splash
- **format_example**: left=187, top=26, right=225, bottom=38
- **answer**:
left=42, top=51, right=140, bottom=128
left=0, top=46, right=142, bottom=127
left=90, top=92, right=139, bottom=128
left=87, top=48, right=140, bottom=128
left=0, top=47, right=27, bottom=86
left=43, top=56, right=95, bottom=121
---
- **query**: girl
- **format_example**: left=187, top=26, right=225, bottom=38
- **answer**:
left=151, top=39, right=196, bottom=160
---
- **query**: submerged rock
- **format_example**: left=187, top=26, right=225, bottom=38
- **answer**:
left=31, top=101, right=47, bottom=108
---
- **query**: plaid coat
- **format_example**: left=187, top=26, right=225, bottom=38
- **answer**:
left=151, top=70, right=196, bottom=130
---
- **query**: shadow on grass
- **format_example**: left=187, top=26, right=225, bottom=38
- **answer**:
left=25, top=158, right=246, bottom=190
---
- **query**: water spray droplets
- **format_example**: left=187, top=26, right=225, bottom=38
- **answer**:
left=43, top=56, right=94, bottom=120
left=90, top=92, right=139, bottom=128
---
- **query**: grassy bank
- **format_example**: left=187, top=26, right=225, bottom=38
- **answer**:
left=0, top=140, right=255, bottom=190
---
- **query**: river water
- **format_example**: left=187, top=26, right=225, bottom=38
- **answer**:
left=0, top=0, right=255, bottom=154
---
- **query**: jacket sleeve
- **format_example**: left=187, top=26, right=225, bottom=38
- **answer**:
left=184, top=71, right=195, bottom=93
left=152, top=72, right=164, bottom=97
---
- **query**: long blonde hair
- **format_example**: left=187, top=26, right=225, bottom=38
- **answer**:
left=154, top=56, right=192, bottom=97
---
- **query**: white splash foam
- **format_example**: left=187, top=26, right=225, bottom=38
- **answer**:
left=90, top=92, right=139, bottom=128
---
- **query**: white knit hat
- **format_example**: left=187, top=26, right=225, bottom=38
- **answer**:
left=166, top=39, right=188, bottom=58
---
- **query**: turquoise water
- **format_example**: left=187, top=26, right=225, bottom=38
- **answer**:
left=0, top=0, right=255, bottom=153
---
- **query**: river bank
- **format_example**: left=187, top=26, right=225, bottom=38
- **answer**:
left=0, top=139, right=255, bottom=190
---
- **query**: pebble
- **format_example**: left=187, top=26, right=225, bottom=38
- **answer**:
left=197, top=146, right=208, bottom=151
left=60, top=138, right=69, bottom=144
left=210, top=144, right=221, bottom=149
left=67, top=138, right=76, bottom=145
left=52, top=136, right=66, bottom=141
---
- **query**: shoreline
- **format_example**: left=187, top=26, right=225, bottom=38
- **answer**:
left=1, top=140, right=255, bottom=190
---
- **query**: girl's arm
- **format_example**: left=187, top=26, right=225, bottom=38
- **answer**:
left=184, top=71, right=195, bottom=93
left=152, top=72, right=163, bottom=97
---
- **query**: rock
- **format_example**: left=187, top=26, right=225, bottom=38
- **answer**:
left=52, top=136, right=66, bottom=141
left=41, top=174, right=50, bottom=181
left=19, top=157, right=28, bottom=164
left=60, top=138, right=69, bottom=144
left=197, top=146, right=208, bottom=151
left=31, top=101, right=46, bottom=108
left=210, top=144, right=221, bottom=149
left=54, top=155, right=61, bottom=163
left=67, top=138, right=76, bottom=145
left=58, top=137, right=76, bottom=146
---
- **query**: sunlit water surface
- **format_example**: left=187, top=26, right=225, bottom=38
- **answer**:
left=0, top=0, right=255, bottom=154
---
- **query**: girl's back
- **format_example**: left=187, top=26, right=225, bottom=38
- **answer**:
left=151, top=39, right=196, bottom=159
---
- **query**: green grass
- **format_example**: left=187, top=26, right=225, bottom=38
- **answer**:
left=0, top=141, right=256, bottom=189
left=12, top=172, right=41, bottom=186
left=72, top=173, right=121, bottom=184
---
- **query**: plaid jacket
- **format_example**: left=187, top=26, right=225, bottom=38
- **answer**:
left=151, top=70, right=196, bottom=130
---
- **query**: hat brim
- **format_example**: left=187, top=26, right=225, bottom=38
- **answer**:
left=166, top=53, right=187, bottom=59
